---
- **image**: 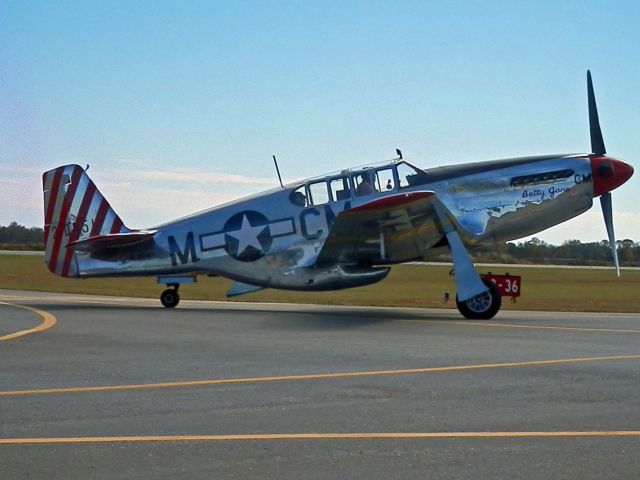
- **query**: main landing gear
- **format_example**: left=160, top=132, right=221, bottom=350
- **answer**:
left=440, top=226, right=502, bottom=320
left=456, top=279, right=501, bottom=320
left=157, top=274, right=197, bottom=308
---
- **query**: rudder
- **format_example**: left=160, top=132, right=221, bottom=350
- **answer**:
left=42, top=164, right=129, bottom=277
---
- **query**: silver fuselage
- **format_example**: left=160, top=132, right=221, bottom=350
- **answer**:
left=76, top=154, right=594, bottom=290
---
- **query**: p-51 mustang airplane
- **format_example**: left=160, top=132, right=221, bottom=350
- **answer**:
left=42, top=72, right=633, bottom=319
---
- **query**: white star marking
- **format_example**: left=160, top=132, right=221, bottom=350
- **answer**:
left=227, top=214, right=267, bottom=255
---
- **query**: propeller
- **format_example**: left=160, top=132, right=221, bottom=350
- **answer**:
left=587, top=70, right=606, bottom=156
left=600, top=192, right=620, bottom=275
left=587, top=70, right=620, bottom=276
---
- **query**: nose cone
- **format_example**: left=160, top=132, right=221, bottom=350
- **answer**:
left=589, top=155, right=634, bottom=197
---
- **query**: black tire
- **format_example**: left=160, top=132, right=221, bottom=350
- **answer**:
left=160, top=288, right=180, bottom=308
left=456, top=279, right=501, bottom=320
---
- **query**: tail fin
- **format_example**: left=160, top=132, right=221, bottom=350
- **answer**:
left=42, top=164, right=129, bottom=277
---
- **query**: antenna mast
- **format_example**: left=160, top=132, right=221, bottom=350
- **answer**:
left=272, top=155, right=284, bottom=188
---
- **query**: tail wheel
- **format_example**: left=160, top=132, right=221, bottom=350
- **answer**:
left=456, top=279, right=501, bottom=320
left=160, top=288, right=180, bottom=308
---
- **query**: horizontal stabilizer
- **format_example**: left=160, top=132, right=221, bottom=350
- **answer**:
left=67, top=231, right=156, bottom=253
left=227, top=281, right=264, bottom=297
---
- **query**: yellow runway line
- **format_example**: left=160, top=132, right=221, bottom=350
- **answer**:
left=2, top=353, right=639, bottom=397
left=2, top=431, right=640, bottom=445
left=440, top=320, right=640, bottom=334
left=0, top=302, right=57, bottom=341
left=0, top=296, right=152, bottom=308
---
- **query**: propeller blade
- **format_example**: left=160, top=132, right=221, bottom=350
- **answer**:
left=600, top=192, right=620, bottom=276
left=587, top=70, right=606, bottom=155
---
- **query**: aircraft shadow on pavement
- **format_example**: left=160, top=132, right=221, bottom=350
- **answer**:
left=33, top=301, right=469, bottom=331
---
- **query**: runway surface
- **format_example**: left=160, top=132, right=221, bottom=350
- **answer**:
left=1, top=289, right=639, bottom=479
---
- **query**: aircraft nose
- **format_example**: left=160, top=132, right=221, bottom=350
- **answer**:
left=589, top=155, right=634, bottom=197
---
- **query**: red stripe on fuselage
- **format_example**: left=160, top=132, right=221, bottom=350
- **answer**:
left=110, top=216, right=124, bottom=234
left=351, top=191, right=434, bottom=212
left=61, top=182, right=96, bottom=277
left=43, top=169, right=63, bottom=244
left=48, top=167, right=83, bottom=274
left=90, top=198, right=110, bottom=237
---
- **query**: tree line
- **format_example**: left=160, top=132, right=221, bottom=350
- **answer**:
left=0, top=222, right=45, bottom=250
left=470, top=237, right=640, bottom=266
left=1, top=222, right=639, bottom=265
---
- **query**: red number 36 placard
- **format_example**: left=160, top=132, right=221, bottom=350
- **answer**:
left=481, top=274, right=521, bottom=297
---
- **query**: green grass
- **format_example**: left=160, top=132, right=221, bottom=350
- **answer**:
left=0, top=255, right=638, bottom=312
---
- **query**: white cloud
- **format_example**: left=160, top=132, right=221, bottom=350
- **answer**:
left=0, top=162, right=277, bottom=228
left=126, top=169, right=276, bottom=186
left=106, top=159, right=281, bottom=186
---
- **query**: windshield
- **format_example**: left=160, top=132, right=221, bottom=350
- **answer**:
left=396, top=161, right=430, bottom=188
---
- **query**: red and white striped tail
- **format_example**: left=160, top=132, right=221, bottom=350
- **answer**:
left=42, top=164, right=129, bottom=277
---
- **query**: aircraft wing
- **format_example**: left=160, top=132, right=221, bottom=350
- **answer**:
left=66, top=231, right=156, bottom=253
left=315, top=191, right=464, bottom=265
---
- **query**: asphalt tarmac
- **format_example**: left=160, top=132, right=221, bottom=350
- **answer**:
left=1, top=289, right=639, bottom=479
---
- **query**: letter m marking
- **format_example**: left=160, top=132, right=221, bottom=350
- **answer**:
left=168, top=232, right=199, bottom=266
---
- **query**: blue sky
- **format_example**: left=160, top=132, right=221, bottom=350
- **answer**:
left=1, top=0, right=639, bottom=243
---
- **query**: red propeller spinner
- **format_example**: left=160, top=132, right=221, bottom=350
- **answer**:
left=589, top=155, right=634, bottom=197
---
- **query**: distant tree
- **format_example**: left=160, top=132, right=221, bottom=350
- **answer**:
left=0, top=222, right=44, bottom=248
left=521, top=237, right=551, bottom=261
left=470, top=237, right=638, bottom=266
left=618, top=239, right=636, bottom=263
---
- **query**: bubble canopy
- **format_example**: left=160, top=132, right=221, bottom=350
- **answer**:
left=288, top=160, right=431, bottom=206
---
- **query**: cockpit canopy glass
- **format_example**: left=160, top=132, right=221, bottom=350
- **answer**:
left=353, top=172, right=374, bottom=197
left=330, top=177, right=351, bottom=201
left=396, top=162, right=430, bottom=188
left=308, top=181, right=330, bottom=205
left=374, top=168, right=395, bottom=192
left=289, top=186, right=308, bottom=207
left=288, top=161, right=429, bottom=206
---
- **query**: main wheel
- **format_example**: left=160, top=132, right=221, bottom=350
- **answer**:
left=456, top=279, right=501, bottom=320
left=160, top=288, right=180, bottom=308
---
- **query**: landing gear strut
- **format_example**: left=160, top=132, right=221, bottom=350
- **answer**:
left=439, top=226, right=502, bottom=320
left=456, top=279, right=501, bottom=320
left=160, top=284, right=180, bottom=308
left=157, top=274, right=197, bottom=308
